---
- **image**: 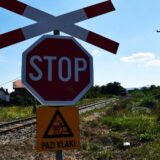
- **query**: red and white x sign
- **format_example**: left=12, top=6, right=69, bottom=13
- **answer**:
left=0, top=0, right=119, bottom=54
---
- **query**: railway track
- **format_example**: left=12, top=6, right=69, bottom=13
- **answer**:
left=0, top=116, right=36, bottom=134
left=0, top=98, right=115, bottom=135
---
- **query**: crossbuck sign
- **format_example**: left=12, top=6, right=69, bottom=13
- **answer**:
left=0, top=0, right=119, bottom=54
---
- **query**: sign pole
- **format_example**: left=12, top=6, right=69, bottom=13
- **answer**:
left=56, top=150, right=63, bottom=160
left=54, top=30, right=63, bottom=160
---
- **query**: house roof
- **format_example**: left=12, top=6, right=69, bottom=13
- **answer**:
left=13, top=80, right=24, bottom=89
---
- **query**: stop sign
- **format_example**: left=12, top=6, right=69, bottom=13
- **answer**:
left=22, top=35, right=93, bottom=106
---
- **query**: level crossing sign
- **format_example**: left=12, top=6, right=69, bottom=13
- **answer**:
left=0, top=0, right=119, bottom=54
left=36, top=107, right=80, bottom=151
left=22, top=35, right=93, bottom=106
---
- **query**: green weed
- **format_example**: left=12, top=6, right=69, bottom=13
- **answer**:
left=0, top=106, right=33, bottom=122
left=125, top=140, right=160, bottom=160
left=101, top=115, right=160, bottom=138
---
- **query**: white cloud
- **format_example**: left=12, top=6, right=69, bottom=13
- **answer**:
left=148, top=59, right=160, bottom=66
left=120, top=52, right=160, bottom=67
left=120, top=52, right=155, bottom=63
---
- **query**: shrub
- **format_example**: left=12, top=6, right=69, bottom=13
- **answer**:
left=139, top=96, right=158, bottom=109
left=101, top=115, right=159, bottom=135
left=138, top=133, right=154, bottom=142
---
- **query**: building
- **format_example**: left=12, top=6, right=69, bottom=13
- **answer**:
left=13, top=79, right=34, bottom=97
left=12, top=80, right=36, bottom=106
left=0, top=88, right=10, bottom=102
left=13, top=80, right=27, bottom=96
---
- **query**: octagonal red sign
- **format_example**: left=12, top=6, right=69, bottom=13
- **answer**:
left=22, top=35, right=93, bottom=106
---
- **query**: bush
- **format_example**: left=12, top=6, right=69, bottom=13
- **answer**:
left=139, top=96, right=158, bottom=109
left=156, top=110, right=160, bottom=123
left=101, top=115, right=160, bottom=136
left=105, top=99, right=131, bottom=116
left=138, top=133, right=154, bottom=142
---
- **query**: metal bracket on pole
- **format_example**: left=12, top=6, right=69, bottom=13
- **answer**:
left=54, top=30, right=60, bottom=35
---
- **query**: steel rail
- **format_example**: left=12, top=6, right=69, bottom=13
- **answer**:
left=0, top=99, right=114, bottom=135
left=0, top=116, right=35, bottom=128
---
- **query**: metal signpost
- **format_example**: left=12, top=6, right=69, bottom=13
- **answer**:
left=54, top=30, right=63, bottom=160
left=1, top=1, right=119, bottom=160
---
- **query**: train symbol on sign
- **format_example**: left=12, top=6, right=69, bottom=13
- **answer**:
left=43, top=110, right=73, bottom=138
left=0, top=0, right=119, bottom=54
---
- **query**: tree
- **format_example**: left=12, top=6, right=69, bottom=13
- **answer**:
left=84, top=82, right=127, bottom=98
left=105, top=82, right=126, bottom=96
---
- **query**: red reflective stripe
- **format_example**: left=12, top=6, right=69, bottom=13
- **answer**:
left=0, top=29, right=25, bottom=49
left=0, top=0, right=27, bottom=15
left=87, top=31, right=119, bottom=54
left=84, top=0, right=115, bottom=18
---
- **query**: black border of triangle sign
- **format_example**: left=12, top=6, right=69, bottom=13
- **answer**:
left=43, top=110, right=74, bottom=138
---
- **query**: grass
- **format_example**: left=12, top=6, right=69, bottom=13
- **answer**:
left=101, top=114, right=160, bottom=141
left=0, top=106, right=33, bottom=122
left=102, top=115, right=155, bottom=131
left=125, top=140, right=160, bottom=160
left=79, top=97, right=160, bottom=159
left=76, top=97, right=108, bottom=106
left=0, top=97, right=111, bottom=123
left=81, top=142, right=112, bottom=160
left=0, top=97, right=110, bottom=123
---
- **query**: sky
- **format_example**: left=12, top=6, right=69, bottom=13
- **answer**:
left=1, top=0, right=160, bottom=92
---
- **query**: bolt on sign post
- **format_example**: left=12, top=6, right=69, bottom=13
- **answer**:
left=36, top=107, right=80, bottom=152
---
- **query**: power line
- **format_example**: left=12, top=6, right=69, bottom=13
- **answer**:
left=0, top=77, right=21, bottom=87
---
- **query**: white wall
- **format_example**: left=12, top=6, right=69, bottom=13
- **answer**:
left=0, top=91, right=10, bottom=102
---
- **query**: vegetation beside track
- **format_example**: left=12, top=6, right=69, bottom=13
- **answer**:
left=0, top=97, right=112, bottom=122
left=76, top=88, right=160, bottom=160
left=1, top=83, right=160, bottom=159
left=1, top=85, right=160, bottom=159
left=0, top=81, right=125, bottom=122
left=0, top=106, right=33, bottom=122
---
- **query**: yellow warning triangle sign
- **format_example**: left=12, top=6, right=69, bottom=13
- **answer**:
left=43, top=110, right=73, bottom=138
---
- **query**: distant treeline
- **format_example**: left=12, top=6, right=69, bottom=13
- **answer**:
left=85, top=82, right=127, bottom=98
left=129, top=85, right=160, bottom=102
left=0, top=81, right=126, bottom=107
left=2, top=82, right=160, bottom=107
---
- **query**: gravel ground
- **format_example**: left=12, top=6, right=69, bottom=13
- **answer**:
left=0, top=138, right=56, bottom=160
left=0, top=125, right=36, bottom=145
left=0, top=137, right=82, bottom=160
